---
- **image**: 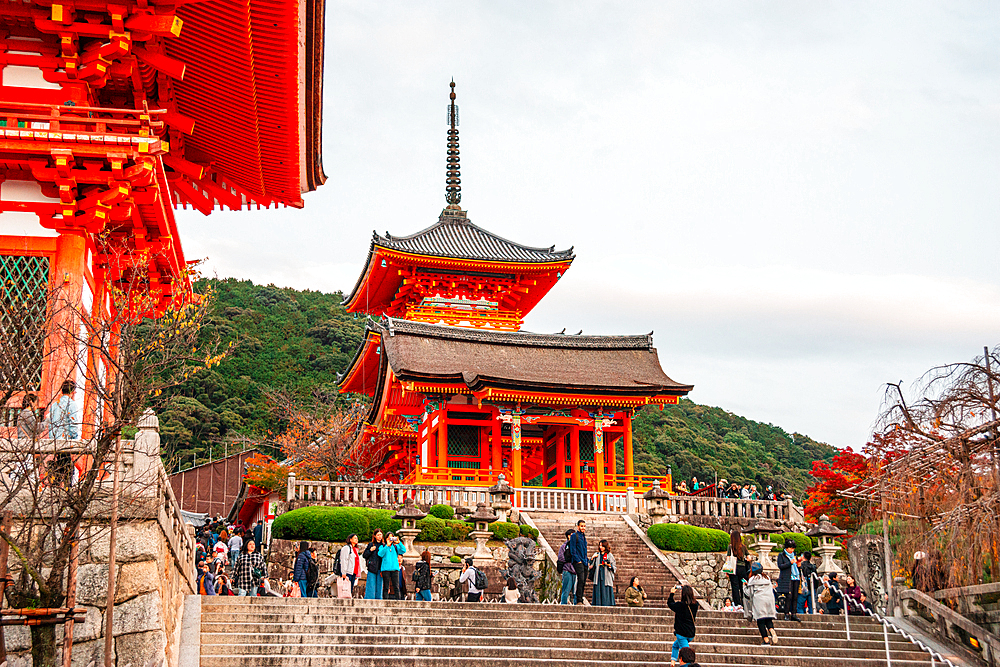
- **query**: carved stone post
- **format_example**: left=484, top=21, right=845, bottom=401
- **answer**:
left=744, top=519, right=779, bottom=575
left=807, top=515, right=847, bottom=575
left=643, top=479, right=670, bottom=524
left=466, top=502, right=498, bottom=568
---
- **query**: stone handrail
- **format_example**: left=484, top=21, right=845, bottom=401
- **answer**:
left=157, top=461, right=197, bottom=588
left=931, top=581, right=1000, bottom=602
left=900, top=587, right=1000, bottom=666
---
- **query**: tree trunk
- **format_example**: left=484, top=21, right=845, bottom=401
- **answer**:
left=30, top=624, right=56, bottom=667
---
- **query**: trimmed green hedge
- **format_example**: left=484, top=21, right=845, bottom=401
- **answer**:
left=647, top=523, right=729, bottom=552
left=428, top=504, right=454, bottom=520
left=488, top=521, right=520, bottom=541
left=450, top=555, right=462, bottom=563
left=768, top=532, right=814, bottom=554
left=271, top=506, right=401, bottom=543
left=448, top=520, right=472, bottom=541
left=519, top=524, right=539, bottom=539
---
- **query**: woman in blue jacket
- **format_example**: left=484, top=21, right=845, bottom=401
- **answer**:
left=293, top=541, right=312, bottom=597
left=378, top=532, right=406, bottom=599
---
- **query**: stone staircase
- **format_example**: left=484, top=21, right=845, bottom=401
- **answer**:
left=529, top=512, right=682, bottom=606
left=198, top=597, right=934, bottom=666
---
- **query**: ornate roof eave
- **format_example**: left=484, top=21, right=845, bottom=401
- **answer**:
left=336, top=318, right=383, bottom=394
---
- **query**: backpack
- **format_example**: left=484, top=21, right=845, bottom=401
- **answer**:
left=473, top=567, right=488, bottom=591
left=332, top=550, right=343, bottom=577
left=306, top=558, right=319, bottom=586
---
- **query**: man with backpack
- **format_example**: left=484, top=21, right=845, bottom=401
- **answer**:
left=459, top=558, right=487, bottom=602
left=557, top=529, right=576, bottom=604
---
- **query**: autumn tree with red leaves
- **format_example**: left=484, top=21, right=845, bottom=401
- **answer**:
left=243, top=451, right=289, bottom=494
left=805, top=448, right=868, bottom=531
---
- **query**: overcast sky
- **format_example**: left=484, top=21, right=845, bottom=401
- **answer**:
left=177, top=1, right=1000, bottom=450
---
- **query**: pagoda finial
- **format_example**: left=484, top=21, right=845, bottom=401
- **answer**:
left=445, top=79, right=462, bottom=209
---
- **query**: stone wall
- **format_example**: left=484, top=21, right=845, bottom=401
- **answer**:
left=661, top=551, right=732, bottom=608
left=4, top=520, right=192, bottom=667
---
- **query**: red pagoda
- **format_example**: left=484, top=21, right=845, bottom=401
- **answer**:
left=0, top=0, right=325, bottom=425
left=340, top=83, right=692, bottom=491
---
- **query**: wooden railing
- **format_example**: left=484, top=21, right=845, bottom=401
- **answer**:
left=405, top=466, right=503, bottom=487
left=286, top=475, right=804, bottom=521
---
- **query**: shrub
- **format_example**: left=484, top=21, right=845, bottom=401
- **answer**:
left=271, top=506, right=400, bottom=543
left=450, top=555, right=462, bottom=563
left=519, top=524, right=539, bottom=539
left=428, top=504, right=455, bottom=520
left=647, top=523, right=729, bottom=552
left=447, top=520, right=473, bottom=541
left=768, top=532, right=812, bottom=554
left=416, top=516, right=453, bottom=542
left=488, top=521, right=520, bottom=541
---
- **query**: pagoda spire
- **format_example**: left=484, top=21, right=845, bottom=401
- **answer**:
left=445, top=79, right=462, bottom=210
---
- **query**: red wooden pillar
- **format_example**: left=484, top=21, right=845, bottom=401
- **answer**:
left=607, top=431, right=618, bottom=485
left=570, top=425, right=581, bottom=489
left=491, top=406, right=502, bottom=472
left=47, top=231, right=86, bottom=402
left=437, top=408, right=448, bottom=475
left=556, top=427, right=567, bottom=488
left=511, top=410, right=522, bottom=488
left=624, top=410, right=634, bottom=479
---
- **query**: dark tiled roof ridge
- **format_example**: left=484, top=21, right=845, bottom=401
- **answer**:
left=371, top=210, right=575, bottom=264
left=375, top=317, right=654, bottom=350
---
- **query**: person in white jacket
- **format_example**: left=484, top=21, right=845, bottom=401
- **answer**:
left=743, top=562, right=778, bottom=646
left=338, top=533, right=367, bottom=596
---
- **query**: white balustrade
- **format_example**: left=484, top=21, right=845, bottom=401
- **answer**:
left=285, top=476, right=801, bottom=520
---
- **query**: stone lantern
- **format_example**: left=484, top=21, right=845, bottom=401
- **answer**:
left=642, top=479, right=671, bottom=524
left=806, top=514, right=847, bottom=575
left=743, top=519, right=779, bottom=575
left=392, top=497, right=426, bottom=562
left=465, top=502, right=498, bottom=567
left=488, top=473, right=514, bottom=522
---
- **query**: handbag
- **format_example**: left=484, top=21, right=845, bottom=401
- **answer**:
left=721, top=554, right=737, bottom=575
left=336, top=576, right=352, bottom=599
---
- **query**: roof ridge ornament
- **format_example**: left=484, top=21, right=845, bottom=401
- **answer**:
left=444, top=79, right=464, bottom=216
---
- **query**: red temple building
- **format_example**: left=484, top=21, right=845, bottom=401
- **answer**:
left=0, top=0, right=325, bottom=423
left=340, top=83, right=692, bottom=491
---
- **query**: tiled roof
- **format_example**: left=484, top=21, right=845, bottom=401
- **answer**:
left=373, top=210, right=575, bottom=264
left=381, top=318, right=652, bottom=350
left=374, top=318, right=692, bottom=395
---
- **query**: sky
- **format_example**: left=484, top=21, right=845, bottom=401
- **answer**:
left=176, top=1, right=1000, bottom=450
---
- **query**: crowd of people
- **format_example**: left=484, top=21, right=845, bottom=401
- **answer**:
left=674, top=475, right=785, bottom=502
left=194, top=518, right=271, bottom=596
left=720, top=527, right=876, bottom=644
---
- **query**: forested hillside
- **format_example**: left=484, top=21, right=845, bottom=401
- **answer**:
left=632, top=401, right=836, bottom=499
left=158, top=278, right=836, bottom=495
left=156, top=278, right=363, bottom=466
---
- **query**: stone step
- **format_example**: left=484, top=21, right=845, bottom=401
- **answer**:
left=197, top=598, right=932, bottom=667
left=197, top=612, right=888, bottom=636
left=199, top=652, right=931, bottom=667
left=199, top=629, right=921, bottom=651
left=197, top=642, right=931, bottom=662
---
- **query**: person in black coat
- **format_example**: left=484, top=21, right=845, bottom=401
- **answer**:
left=775, top=539, right=801, bottom=621
left=725, top=529, right=750, bottom=608
left=668, top=585, right=699, bottom=666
